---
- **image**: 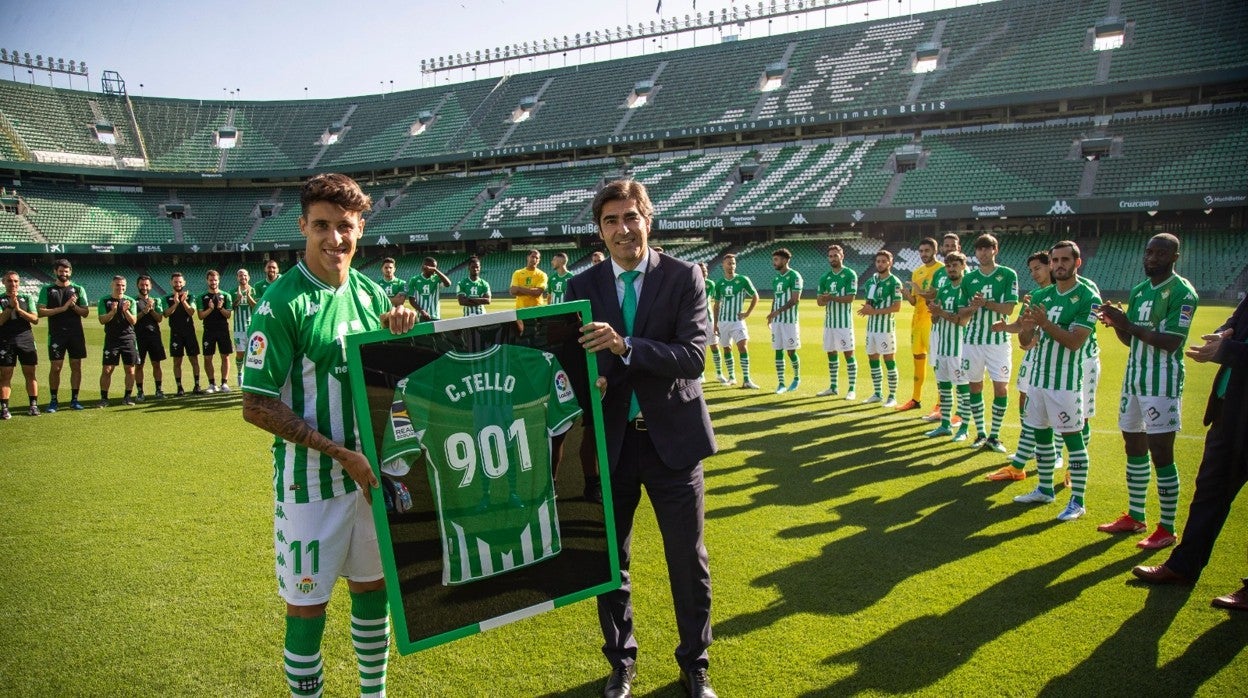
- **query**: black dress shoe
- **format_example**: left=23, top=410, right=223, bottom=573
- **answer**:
left=679, top=667, right=718, bottom=698
left=1131, top=564, right=1192, bottom=585
left=584, top=476, right=604, bottom=504
left=1211, top=581, right=1248, bottom=611
left=603, top=664, right=636, bottom=698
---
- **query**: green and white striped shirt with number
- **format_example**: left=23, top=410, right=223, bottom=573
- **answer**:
left=241, top=261, right=391, bottom=504
left=547, top=271, right=574, bottom=305
left=716, top=276, right=758, bottom=323
left=1027, top=281, right=1101, bottom=391
left=457, top=278, right=490, bottom=316
left=771, top=269, right=803, bottom=323
left=408, top=274, right=442, bottom=320
left=933, top=280, right=967, bottom=357
left=817, top=267, right=858, bottom=329
left=1122, top=274, right=1198, bottom=398
left=233, top=286, right=257, bottom=336
left=961, top=265, right=1019, bottom=345
left=378, top=276, right=406, bottom=301
left=704, top=278, right=717, bottom=326
left=863, top=272, right=903, bottom=334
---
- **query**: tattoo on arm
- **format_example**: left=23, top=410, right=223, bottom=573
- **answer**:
left=243, top=393, right=349, bottom=461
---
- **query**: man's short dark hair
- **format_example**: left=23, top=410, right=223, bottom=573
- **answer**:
left=942, top=233, right=961, bottom=243
left=423, top=256, right=437, bottom=266
left=137, top=274, right=151, bottom=283
left=1051, top=240, right=1081, bottom=260
left=53, top=259, right=71, bottom=270
left=876, top=250, right=894, bottom=262
left=1151, top=232, right=1181, bottom=251
left=973, top=233, right=999, bottom=250
left=112, top=275, right=125, bottom=282
left=592, top=179, right=654, bottom=227
left=827, top=244, right=844, bottom=254
left=171, top=272, right=184, bottom=279
left=773, top=248, right=792, bottom=261
left=301, top=173, right=372, bottom=215
left=1026, top=251, right=1051, bottom=266
left=919, top=237, right=938, bottom=250
left=382, top=257, right=396, bottom=265
left=944, top=251, right=968, bottom=265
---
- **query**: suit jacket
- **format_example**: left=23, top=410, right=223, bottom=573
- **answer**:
left=1205, top=295, right=1248, bottom=469
left=567, top=249, right=716, bottom=471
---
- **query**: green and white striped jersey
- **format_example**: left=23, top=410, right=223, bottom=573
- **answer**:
left=1079, top=276, right=1102, bottom=359
left=234, top=285, right=257, bottom=336
left=380, top=344, right=582, bottom=586
left=933, top=280, right=967, bottom=357
left=771, top=269, right=803, bottom=323
left=547, top=271, right=574, bottom=305
left=408, top=275, right=443, bottom=319
left=863, top=272, right=903, bottom=334
left=961, top=265, right=1019, bottom=345
left=1122, top=274, right=1198, bottom=398
left=1027, top=280, right=1101, bottom=391
left=457, top=278, right=490, bottom=316
left=377, top=276, right=407, bottom=301
left=704, top=278, right=717, bottom=326
left=716, top=275, right=758, bottom=323
left=817, top=267, right=858, bottom=329
left=241, top=261, right=391, bottom=504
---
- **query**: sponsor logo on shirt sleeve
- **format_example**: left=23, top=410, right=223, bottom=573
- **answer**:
left=246, top=332, right=267, bottom=369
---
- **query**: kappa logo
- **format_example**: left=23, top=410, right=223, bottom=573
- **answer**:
left=377, top=235, right=390, bottom=246
left=1047, top=200, right=1076, bottom=215
left=789, top=213, right=809, bottom=225
left=490, top=229, right=504, bottom=239
left=305, top=301, right=320, bottom=317
left=255, top=301, right=273, bottom=317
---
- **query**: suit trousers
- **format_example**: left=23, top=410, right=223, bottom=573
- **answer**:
left=598, top=421, right=713, bottom=671
left=1166, top=416, right=1248, bottom=580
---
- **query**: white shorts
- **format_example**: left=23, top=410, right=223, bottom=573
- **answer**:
left=1016, top=354, right=1034, bottom=394
left=823, top=327, right=856, bottom=353
left=1082, top=356, right=1101, bottom=418
left=770, top=322, right=800, bottom=351
left=934, top=354, right=967, bottom=385
left=718, top=320, right=749, bottom=347
left=865, top=331, right=896, bottom=356
left=929, top=327, right=939, bottom=367
left=1118, top=394, right=1182, bottom=434
left=1023, top=387, right=1084, bottom=433
left=275, top=492, right=382, bottom=606
left=233, top=330, right=248, bottom=353
left=963, top=343, right=1011, bottom=383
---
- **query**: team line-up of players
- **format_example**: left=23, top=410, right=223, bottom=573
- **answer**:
left=0, top=233, right=1197, bottom=544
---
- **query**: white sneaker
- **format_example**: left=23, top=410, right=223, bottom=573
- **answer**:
left=1057, top=500, right=1086, bottom=521
left=845, top=391, right=857, bottom=401
left=219, top=383, right=231, bottom=393
left=863, top=393, right=882, bottom=404
left=717, top=375, right=731, bottom=385
left=1014, top=487, right=1055, bottom=504
left=882, top=397, right=897, bottom=408
left=971, top=436, right=988, bottom=449
left=775, top=384, right=787, bottom=394
left=205, top=384, right=218, bottom=394
left=816, top=387, right=838, bottom=397
left=742, top=381, right=760, bottom=390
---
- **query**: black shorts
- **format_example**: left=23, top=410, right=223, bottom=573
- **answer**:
left=0, top=340, right=38, bottom=368
left=202, top=329, right=232, bottom=356
left=48, top=332, right=88, bottom=361
left=169, top=328, right=200, bottom=357
left=103, top=338, right=139, bottom=366
left=137, top=333, right=167, bottom=363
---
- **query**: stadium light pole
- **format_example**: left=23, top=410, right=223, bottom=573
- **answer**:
left=27, top=68, right=33, bottom=85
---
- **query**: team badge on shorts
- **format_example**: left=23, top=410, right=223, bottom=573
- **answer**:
left=295, top=576, right=318, bottom=595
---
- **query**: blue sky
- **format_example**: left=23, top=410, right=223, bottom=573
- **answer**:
left=1, top=0, right=985, bottom=101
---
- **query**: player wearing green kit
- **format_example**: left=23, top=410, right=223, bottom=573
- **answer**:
left=380, top=344, right=582, bottom=585
left=768, top=249, right=803, bottom=393
left=376, top=257, right=407, bottom=307
left=925, top=252, right=972, bottom=440
left=815, top=244, right=859, bottom=398
left=546, top=252, right=575, bottom=305
left=859, top=250, right=903, bottom=406
left=255, top=259, right=281, bottom=299
left=1013, top=241, right=1101, bottom=522
left=1097, top=233, right=1198, bottom=549
left=233, top=268, right=258, bottom=388
left=408, top=256, right=452, bottom=321
left=242, top=173, right=417, bottom=698
left=957, top=234, right=1019, bottom=452
left=457, top=256, right=491, bottom=316
left=699, top=262, right=725, bottom=383
left=714, top=254, right=760, bottom=388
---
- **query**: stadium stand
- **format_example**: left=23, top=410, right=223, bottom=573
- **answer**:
left=1094, top=106, right=1248, bottom=196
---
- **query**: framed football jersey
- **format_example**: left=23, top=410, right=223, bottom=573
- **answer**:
left=345, top=301, right=618, bottom=654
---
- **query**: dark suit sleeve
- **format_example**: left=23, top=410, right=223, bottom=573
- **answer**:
left=628, top=263, right=708, bottom=382
left=1213, top=297, right=1248, bottom=369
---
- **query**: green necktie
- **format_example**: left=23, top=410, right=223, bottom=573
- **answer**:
left=620, top=270, right=641, bottom=420
left=1216, top=368, right=1231, bottom=399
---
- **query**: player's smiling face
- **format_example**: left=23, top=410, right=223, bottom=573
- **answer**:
left=4, top=273, right=19, bottom=294
left=300, top=201, right=364, bottom=286
left=55, top=265, right=72, bottom=284
left=206, top=272, right=220, bottom=291
left=137, top=278, right=152, bottom=296
left=468, top=260, right=481, bottom=279
left=112, top=277, right=127, bottom=297
left=171, top=275, right=184, bottom=292
left=265, top=262, right=279, bottom=281
left=598, top=198, right=649, bottom=270
left=237, top=269, right=249, bottom=286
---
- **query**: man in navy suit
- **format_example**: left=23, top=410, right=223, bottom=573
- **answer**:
left=569, top=179, right=718, bottom=698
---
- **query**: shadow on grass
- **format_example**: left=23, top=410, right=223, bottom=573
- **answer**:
left=1039, top=585, right=1248, bottom=696
left=808, top=537, right=1124, bottom=696
left=536, top=675, right=690, bottom=698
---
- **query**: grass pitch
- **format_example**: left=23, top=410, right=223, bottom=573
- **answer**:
left=1, top=299, right=1245, bottom=696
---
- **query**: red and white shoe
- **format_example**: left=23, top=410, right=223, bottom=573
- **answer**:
left=1137, top=525, right=1177, bottom=550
